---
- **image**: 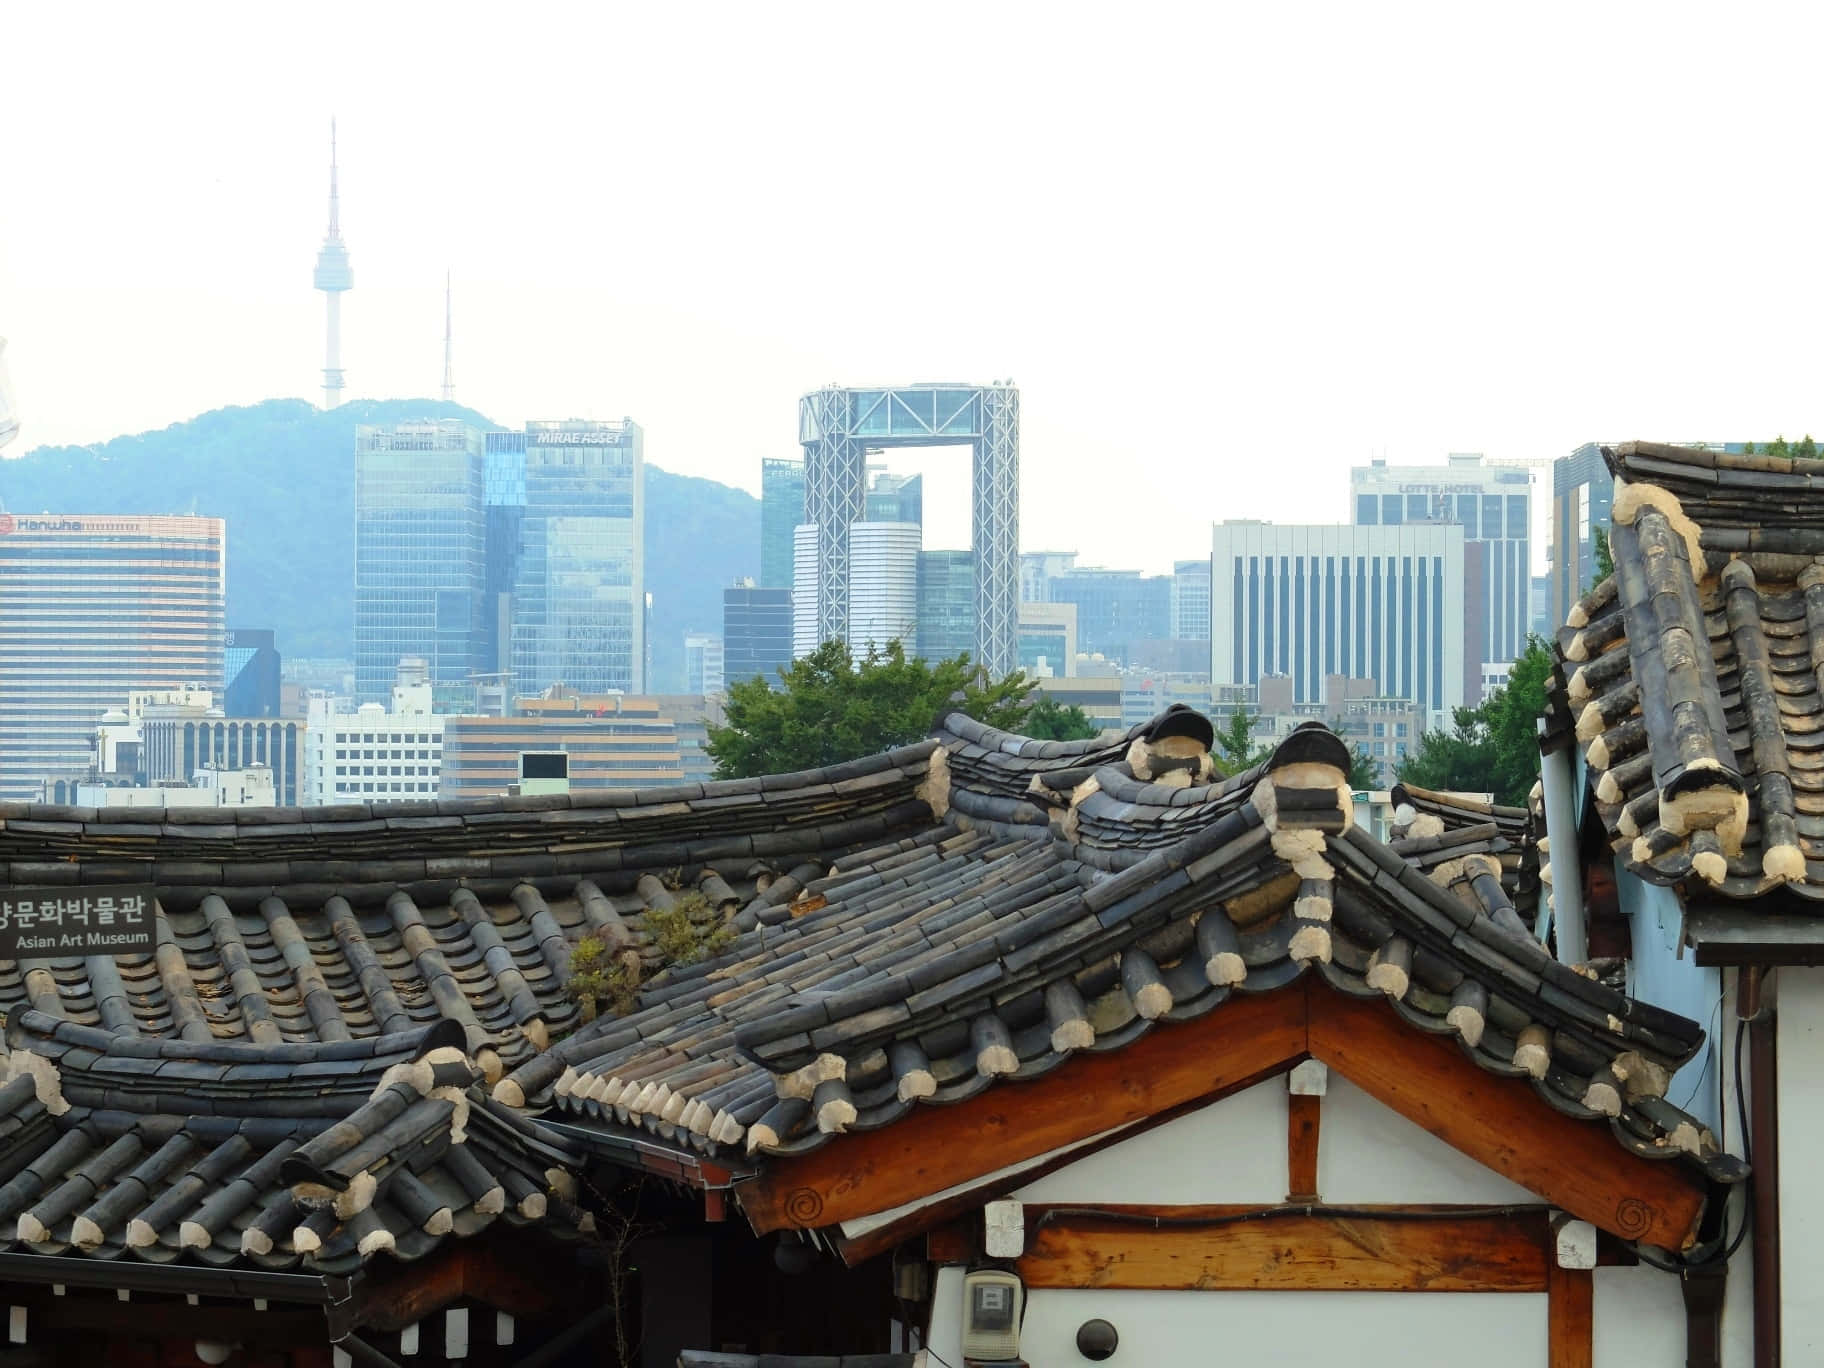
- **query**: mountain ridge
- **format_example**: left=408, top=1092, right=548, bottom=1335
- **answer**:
left=2, top=398, right=760, bottom=691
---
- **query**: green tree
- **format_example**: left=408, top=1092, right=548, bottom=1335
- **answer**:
left=706, top=638, right=1036, bottom=779
left=1395, top=635, right=1552, bottom=807
left=1339, top=735, right=1382, bottom=791
left=1023, top=696, right=1100, bottom=742
left=1213, top=706, right=1273, bottom=777
left=1590, top=524, right=1614, bottom=588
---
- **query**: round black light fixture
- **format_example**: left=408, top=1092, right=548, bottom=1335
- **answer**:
left=1076, top=1318, right=1119, bottom=1360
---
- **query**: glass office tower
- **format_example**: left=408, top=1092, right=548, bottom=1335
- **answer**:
left=917, top=550, right=975, bottom=661
left=353, top=422, right=487, bottom=704
left=489, top=419, right=645, bottom=697
left=760, top=458, right=805, bottom=590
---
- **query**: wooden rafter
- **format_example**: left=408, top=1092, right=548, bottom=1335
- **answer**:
left=738, top=978, right=1708, bottom=1256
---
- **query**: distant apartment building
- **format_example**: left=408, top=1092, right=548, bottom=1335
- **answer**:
left=723, top=581, right=792, bottom=687
left=1018, top=602, right=1078, bottom=678
left=1351, top=453, right=1529, bottom=676
left=1211, top=521, right=1468, bottom=719
left=354, top=421, right=486, bottom=704
left=223, top=629, right=282, bottom=718
left=440, top=695, right=682, bottom=798
left=1045, top=568, right=1170, bottom=664
left=1170, top=558, right=1212, bottom=642
left=918, top=551, right=976, bottom=661
left=303, top=659, right=443, bottom=805
left=651, top=693, right=726, bottom=785
left=684, top=633, right=724, bottom=696
left=760, top=458, right=806, bottom=590
left=487, top=419, right=645, bottom=696
left=1030, top=674, right=1124, bottom=729
left=0, top=514, right=225, bottom=800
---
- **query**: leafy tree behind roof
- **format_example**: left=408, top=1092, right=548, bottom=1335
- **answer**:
left=705, top=638, right=1037, bottom=779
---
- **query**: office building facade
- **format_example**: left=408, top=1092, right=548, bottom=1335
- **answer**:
left=846, top=522, right=921, bottom=657
left=1351, top=453, right=1529, bottom=672
left=1019, top=601, right=1078, bottom=678
left=1211, top=521, right=1468, bottom=718
left=143, top=715, right=304, bottom=806
left=440, top=697, right=682, bottom=797
left=303, top=663, right=443, bottom=805
left=1020, top=550, right=1078, bottom=604
left=223, top=628, right=281, bottom=718
left=723, top=582, right=792, bottom=687
left=917, top=551, right=975, bottom=662
left=760, top=458, right=806, bottom=591
left=684, top=632, right=724, bottom=696
left=354, top=421, right=486, bottom=704
left=487, top=419, right=645, bottom=697
left=1046, top=568, right=1170, bottom=664
left=1171, top=558, right=1212, bottom=643
left=0, top=514, right=225, bottom=800
left=1548, top=442, right=1613, bottom=630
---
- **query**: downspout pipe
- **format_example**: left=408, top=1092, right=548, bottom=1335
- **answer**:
left=1743, top=967, right=1779, bottom=1368
left=1538, top=722, right=1588, bottom=963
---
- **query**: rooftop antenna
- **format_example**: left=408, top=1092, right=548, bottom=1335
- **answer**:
left=440, top=270, right=455, bottom=404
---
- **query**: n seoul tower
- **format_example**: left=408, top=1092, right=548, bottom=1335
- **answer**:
left=312, top=120, right=353, bottom=408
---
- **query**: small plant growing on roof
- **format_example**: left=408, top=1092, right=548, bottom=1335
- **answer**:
left=645, top=891, right=737, bottom=968
left=566, top=935, right=639, bottom=1022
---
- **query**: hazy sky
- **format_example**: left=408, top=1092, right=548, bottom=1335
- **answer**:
left=6, top=4, right=1820, bottom=572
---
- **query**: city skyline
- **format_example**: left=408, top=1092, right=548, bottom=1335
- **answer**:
left=10, top=7, right=1824, bottom=582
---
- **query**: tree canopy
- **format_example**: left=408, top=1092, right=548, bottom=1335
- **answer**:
left=705, top=638, right=1037, bottom=779
left=1022, top=696, right=1101, bottom=742
left=1394, top=634, right=1552, bottom=807
left=1213, top=707, right=1273, bottom=777
left=1590, top=524, right=1614, bottom=588
left=1744, top=436, right=1818, bottom=458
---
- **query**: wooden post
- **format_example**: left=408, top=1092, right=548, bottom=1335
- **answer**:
left=1547, top=1259, right=1593, bottom=1368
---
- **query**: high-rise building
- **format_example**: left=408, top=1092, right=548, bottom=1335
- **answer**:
left=1046, top=568, right=1170, bottom=664
left=223, top=628, right=281, bottom=718
left=918, top=551, right=976, bottom=661
left=761, top=458, right=806, bottom=591
left=1350, top=453, right=1529, bottom=673
left=0, top=514, right=226, bottom=800
left=799, top=382, right=1019, bottom=675
left=724, top=582, right=792, bottom=687
left=1548, top=442, right=1613, bottom=630
left=1170, top=559, right=1212, bottom=642
left=866, top=471, right=923, bottom=525
left=487, top=420, right=644, bottom=697
left=1211, top=521, right=1468, bottom=719
left=792, top=524, right=821, bottom=659
left=684, top=632, right=725, bottom=696
left=846, top=522, right=921, bottom=657
left=312, top=121, right=353, bottom=409
left=354, top=421, right=486, bottom=704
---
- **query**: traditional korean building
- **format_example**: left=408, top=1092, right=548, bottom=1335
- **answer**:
left=0, top=681, right=1747, bottom=1367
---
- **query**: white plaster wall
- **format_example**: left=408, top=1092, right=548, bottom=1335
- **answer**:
left=1012, top=1078, right=1286, bottom=1204
left=1778, top=968, right=1824, bottom=1364
left=1595, top=1264, right=1685, bottom=1366
left=1317, top=1074, right=1539, bottom=1204
left=927, top=1270, right=1547, bottom=1368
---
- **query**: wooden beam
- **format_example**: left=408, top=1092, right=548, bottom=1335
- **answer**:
left=1016, top=1204, right=1552, bottom=1292
left=925, top=1221, right=972, bottom=1265
left=738, top=987, right=1311, bottom=1234
left=832, top=1070, right=1292, bottom=1265
left=1548, top=1260, right=1594, bottom=1368
left=1287, top=1093, right=1321, bottom=1201
left=1308, top=984, right=1707, bottom=1250
left=353, top=1242, right=562, bottom=1333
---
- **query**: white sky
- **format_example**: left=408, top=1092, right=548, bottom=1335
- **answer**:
left=5, top=2, right=1821, bottom=574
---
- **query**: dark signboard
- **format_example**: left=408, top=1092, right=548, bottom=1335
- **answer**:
left=0, top=886, right=156, bottom=957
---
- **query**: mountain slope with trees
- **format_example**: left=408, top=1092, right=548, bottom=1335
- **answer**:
left=2, top=399, right=759, bottom=688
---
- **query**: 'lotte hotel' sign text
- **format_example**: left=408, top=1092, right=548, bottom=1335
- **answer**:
left=0, top=886, right=156, bottom=956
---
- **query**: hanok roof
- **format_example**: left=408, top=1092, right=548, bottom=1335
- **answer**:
left=1553, top=441, right=1824, bottom=905
left=0, top=707, right=1736, bottom=1279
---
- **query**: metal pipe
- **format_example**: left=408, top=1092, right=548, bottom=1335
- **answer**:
left=1745, top=967, right=1780, bottom=1368
left=1538, top=729, right=1587, bottom=961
